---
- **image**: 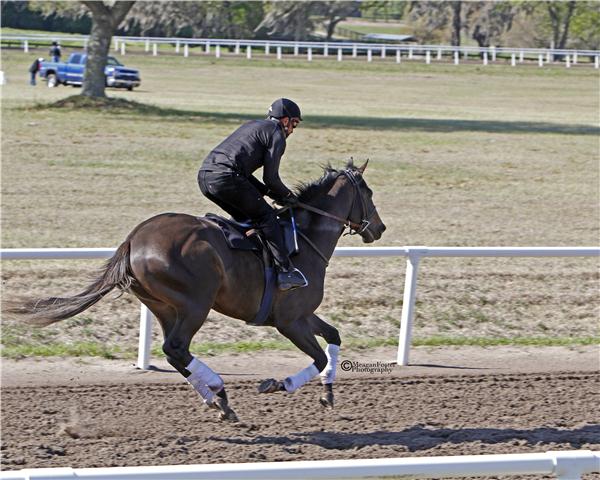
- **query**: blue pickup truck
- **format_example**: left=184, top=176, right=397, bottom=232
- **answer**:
left=39, top=52, right=141, bottom=90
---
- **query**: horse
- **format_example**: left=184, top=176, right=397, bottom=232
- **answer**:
left=7, top=160, right=386, bottom=421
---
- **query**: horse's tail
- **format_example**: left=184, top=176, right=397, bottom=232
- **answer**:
left=5, top=241, right=134, bottom=327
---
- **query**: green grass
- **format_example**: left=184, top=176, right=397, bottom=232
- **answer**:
left=1, top=46, right=598, bottom=357
left=2, top=336, right=597, bottom=360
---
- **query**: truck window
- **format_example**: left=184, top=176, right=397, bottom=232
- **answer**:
left=70, top=54, right=82, bottom=64
left=106, top=57, right=123, bottom=66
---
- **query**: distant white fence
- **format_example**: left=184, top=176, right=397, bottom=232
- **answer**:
left=1, top=450, right=598, bottom=479
left=1, top=246, right=598, bottom=369
left=3, top=34, right=599, bottom=68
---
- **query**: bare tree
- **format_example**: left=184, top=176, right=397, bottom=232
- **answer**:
left=254, top=1, right=316, bottom=41
left=316, top=1, right=360, bottom=41
left=81, top=1, right=135, bottom=98
left=546, top=0, right=576, bottom=50
left=469, top=2, right=516, bottom=48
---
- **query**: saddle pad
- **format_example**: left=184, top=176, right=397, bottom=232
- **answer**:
left=204, top=214, right=260, bottom=251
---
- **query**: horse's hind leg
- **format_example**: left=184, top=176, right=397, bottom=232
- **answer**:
left=307, top=313, right=341, bottom=409
left=136, top=280, right=238, bottom=422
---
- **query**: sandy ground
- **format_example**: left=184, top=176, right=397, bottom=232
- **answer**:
left=1, top=346, right=599, bottom=478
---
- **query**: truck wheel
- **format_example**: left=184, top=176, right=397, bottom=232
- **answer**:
left=47, top=73, right=58, bottom=88
left=127, top=85, right=133, bottom=91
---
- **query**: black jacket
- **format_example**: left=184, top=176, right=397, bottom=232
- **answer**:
left=200, top=119, right=292, bottom=200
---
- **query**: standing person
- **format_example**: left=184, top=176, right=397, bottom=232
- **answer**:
left=198, top=98, right=308, bottom=291
left=50, top=41, right=61, bottom=62
left=28, top=57, right=43, bottom=86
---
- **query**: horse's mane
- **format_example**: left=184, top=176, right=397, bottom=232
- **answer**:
left=296, top=159, right=359, bottom=203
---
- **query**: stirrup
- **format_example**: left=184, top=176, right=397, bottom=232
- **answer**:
left=277, top=267, right=308, bottom=291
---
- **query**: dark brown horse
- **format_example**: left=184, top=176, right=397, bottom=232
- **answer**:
left=8, top=160, right=385, bottom=421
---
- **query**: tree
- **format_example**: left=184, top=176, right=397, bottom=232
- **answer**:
left=315, top=1, right=360, bottom=41
left=254, top=1, right=315, bottom=41
left=81, top=1, right=135, bottom=98
left=407, top=1, right=463, bottom=46
left=468, top=2, right=516, bottom=48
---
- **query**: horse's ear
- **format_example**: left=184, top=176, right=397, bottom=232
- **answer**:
left=358, top=159, right=369, bottom=174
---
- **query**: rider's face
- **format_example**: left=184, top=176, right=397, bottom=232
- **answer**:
left=281, top=117, right=301, bottom=137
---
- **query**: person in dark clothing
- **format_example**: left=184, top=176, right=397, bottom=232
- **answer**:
left=29, top=57, right=43, bottom=86
left=50, top=41, right=61, bottom=62
left=198, top=98, right=307, bottom=291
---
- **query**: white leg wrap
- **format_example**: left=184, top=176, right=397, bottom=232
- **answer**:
left=186, top=357, right=224, bottom=404
left=320, top=344, right=339, bottom=385
left=284, top=364, right=319, bottom=393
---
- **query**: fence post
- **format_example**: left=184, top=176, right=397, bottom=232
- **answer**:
left=454, top=51, right=459, bottom=65
left=152, top=43, right=157, bottom=56
left=367, top=49, right=372, bottom=62
left=205, top=41, right=210, bottom=54
left=145, top=39, right=150, bottom=52
left=437, top=48, right=442, bottom=60
left=277, top=46, right=282, bottom=60
left=408, top=47, right=413, bottom=59
left=490, top=46, right=496, bottom=61
left=397, top=248, right=426, bottom=366
left=307, top=47, right=312, bottom=62
left=519, top=51, right=524, bottom=62
left=323, top=44, right=328, bottom=57
left=175, top=40, right=180, bottom=54
left=24, top=40, right=29, bottom=53
left=294, top=44, right=299, bottom=56
left=337, top=48, right=342, bottom=62
left=595, top=56, right=599, bottom=69
left=381, top=46, right=386, bottom=58
left=184, top=44, right=189, bottom=57
left=425, top=50, right=431, bottom=64
left=538, top=54, right=543, bottom=67
left=235, top=42, right=240, bottom=55
left=265, top=42, right=270, bottom=55
left=114, top=38, right=119, bottom=51
left=215, top=44, right=221, bottom=58
left=246, top=45, right=252, bottom=59
left=566, top=55, right=570, bottom=68
left=396, top=49, right=401, bottom=64
left=511, top=53, right=516, bottom=67
left=136, top=304, right=154, bottom=370
left=483, top=51, right=488, bottom=65
left=120, top=42, right=125, bottom=56
left=352, top=45, right=357, bottom=57
left=573, top=52, right=578, bottom=64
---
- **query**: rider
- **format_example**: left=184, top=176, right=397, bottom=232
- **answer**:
left=198, top=98, right=308, bottom=291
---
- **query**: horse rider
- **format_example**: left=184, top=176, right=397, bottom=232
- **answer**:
left=198, top=98, right=308, bottom=291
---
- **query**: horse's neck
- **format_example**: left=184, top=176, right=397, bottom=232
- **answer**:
left=299, top=182, right=353, bottom=262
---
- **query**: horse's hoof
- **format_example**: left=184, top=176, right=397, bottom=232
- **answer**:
left=219, top=408, right=239, bottom=423
left=258, top=378, right=283, bottom=394
left=319, top=391, right=334, bottom=409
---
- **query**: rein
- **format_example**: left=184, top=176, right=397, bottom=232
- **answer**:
left=276, top=169, right=376, bottom=266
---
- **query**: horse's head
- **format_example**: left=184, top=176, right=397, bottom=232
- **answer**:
left=343, top=160, right=386, bottom=244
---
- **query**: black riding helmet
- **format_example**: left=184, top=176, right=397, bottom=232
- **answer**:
left=267, top=98, right=302, bottom=121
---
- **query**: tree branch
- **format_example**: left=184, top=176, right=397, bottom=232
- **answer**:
left=110, top=1, right=136, bottom=26
left=81, top=1, right=109, bottom=17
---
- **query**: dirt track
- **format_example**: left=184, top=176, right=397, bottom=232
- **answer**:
left=1, top=347, right=599, bottom=477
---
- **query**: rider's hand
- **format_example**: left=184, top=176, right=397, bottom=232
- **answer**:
left=279, top=192, right=299, bottom=207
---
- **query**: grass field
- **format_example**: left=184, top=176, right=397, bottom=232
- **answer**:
left=1, top=46, right=598, bottom=358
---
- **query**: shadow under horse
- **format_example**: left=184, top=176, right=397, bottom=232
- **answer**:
left=7, top=160, right=386, bottom=421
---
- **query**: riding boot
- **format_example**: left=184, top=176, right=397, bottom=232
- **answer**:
left=258, top=215, right=308, bottom=291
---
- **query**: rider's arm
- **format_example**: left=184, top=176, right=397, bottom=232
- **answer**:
left=248, top=175, right=269, bottom=196
left=262, top=128, right=294, bottom=201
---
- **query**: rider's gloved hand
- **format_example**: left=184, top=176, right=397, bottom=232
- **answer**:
left=278, top=192, right=299, bottom=207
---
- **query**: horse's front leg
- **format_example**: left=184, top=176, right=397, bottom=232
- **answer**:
left=258, top=316, right=330, bottom=406
left=308, top=313, right=341, bottom=409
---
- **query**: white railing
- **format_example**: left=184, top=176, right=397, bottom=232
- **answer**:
left=1, top=450, right=598, bottom=479
left=1, top=246, right=598, bottom=369
left=3, top=34, right=599, bottom=67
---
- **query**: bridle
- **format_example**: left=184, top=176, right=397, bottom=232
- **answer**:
left=277, top=169, right=377, bottom=265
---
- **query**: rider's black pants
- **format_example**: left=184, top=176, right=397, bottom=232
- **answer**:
left=198, top=170, right=290, bottom=269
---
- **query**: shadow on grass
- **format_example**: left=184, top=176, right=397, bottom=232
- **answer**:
left=33, top=95, right=599, bottom=136
left=209, top=424, right=600, bottom=452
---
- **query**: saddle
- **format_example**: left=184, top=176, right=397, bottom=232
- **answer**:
left=204, top=213, right=299, bottom=326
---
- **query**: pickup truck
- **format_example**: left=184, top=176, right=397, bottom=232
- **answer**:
left=39, top=52, right=141, bottom=91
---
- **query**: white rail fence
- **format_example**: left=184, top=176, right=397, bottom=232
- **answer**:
left=1, top=246, right=598, bottom=369
left=1, top=450, right=599, bottom=479
left=3, top=34, right=599, bottom=68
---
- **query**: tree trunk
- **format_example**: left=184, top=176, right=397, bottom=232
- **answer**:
left=81, top=1, right=135, bottom=98
left=557, top=1, right=576, bottom=50
left=451, top=1, right=462, bottom=46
